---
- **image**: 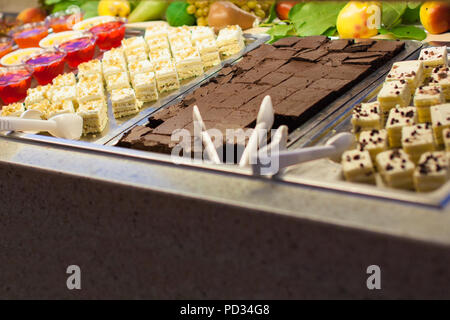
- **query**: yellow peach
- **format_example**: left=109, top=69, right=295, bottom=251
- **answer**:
left=337, top=1, right=381, bottom=39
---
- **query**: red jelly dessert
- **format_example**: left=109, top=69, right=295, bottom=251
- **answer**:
left=25, top=48, right=66, bottom=85
left=46, top=9, right=83, bottom=33
left=58, top=32, right=97, bottom=68
left=0, top=37, right=13, bottom=59
left=89, top=18, right=126, bottom=51
left=0, top=65, right=33, bottom=104
left=10, top=21, right=49, bottom=48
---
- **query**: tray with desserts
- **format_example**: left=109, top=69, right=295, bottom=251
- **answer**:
left=0, top=24, right=267, bottom=144
left=283, top=45, right=449, bottom=207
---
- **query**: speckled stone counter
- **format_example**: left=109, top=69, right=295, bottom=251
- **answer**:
left=0, top=136, right=449, bottom=299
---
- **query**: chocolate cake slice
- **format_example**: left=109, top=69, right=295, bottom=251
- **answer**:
left=118, top=37, right=405, bottom=159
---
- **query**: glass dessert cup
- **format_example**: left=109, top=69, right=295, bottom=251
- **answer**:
left=25, top=48, right=66, bottom=85
left=0, top=47, right=44, bottom=67
left=39, top=30, right=84, bottom=49
left=0, top=65, right=33, bottom=104
left=58, top=31, right=97, bottom=68
left=0, top=37, right=14, bottom=59
left=88, top=17, right=127, bottom=51
left=46, top=8, right=84, bottom=33
left=9, top=21, right=49, bottom=48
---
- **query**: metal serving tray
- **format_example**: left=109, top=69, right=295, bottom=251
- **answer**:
left=2, top=36, right=447, bottom=208
left=1, top=32, right=270, bottom=146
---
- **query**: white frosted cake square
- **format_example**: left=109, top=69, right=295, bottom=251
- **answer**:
left=77, top=99, right=108, bottom=134
left=429, top=66, right=450, bottom=100
left=106, top=72, right=130, bottom=92
left=1, top=102, right=24, bottom=117
left=414, top=85, right=445, bottom=122
left=358, top=129, right=388, bottom=161
left=402, top=123, right=435, bottom=163
left=110, top=88, right=142, bottom=118
left=77, top=59, right=102, bottom=77
left=351, top=102, right=382, bottom=135
left=341, top=149, right=375, bottom=184
left=216, top=25, right=245, bottom=56
left=430, top=103, right=450, bottom=145
left=419, top=46, right=448, bottom=76
left=47, top=100, right=75, bottom=119
left=386, top=106, right=417, bottom=147
left=132, top=71, right=158, bottom=102
left=377, top=80, right=411, bottom=115
left=413, top=151, right=449, bottom=192
left=52, top=72, right=76, bottom=87
left=376, top=149, right=415, bottom=189
left=386, top=60, right=423, bottom=91
left=154, top=59, right=180, bottom=93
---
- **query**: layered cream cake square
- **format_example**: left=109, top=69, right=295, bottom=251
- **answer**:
left=128, top=59, right=154, bottom=78
left=110, top=88, right=142, bottom=118
left=1, top=102, right=24, bottom=117
left=386, top=106, right=417, bottom=147
left=102, top=58, right=127, bottom=79
left=376, top=149, right=415, bottom=189
left=102, top=48, right=126, bottom=67
left=169, top=37, right=193, bottom=53
left=386, top=60, right=423, bottom=91
left=377, top=80, right=411, bottom=116
left=191, top=26, right=215, bottom=43
left=49, top=85, right=77, bottom=106
left=418, top=46, right=448, bottom=76
left=195, top=38, right=221, bottom=68
left=24, top=85, right=51, bottom=106
left=216, top=25, right=245, bottom=56
left=341, top=149, right=375, bottom=184
left=413, top=151, right=449, bottom=192
left=27, top=99, right=51, bottom=119
left=430, top=103, right=450, bottom=145
left=401, top=123, right=435, bottom=163
left=47, top=100, right=75, bottom=119
left=146, top=35, right=170, bottom=51
left=52, top=72, right=76, bottom=87
left=351, top=102, right=382, bottom=135
left=78, top=73, right=103, bottom=86
left=414, top=85, right=445, bottom=122
left=444, top=128, right=450, bottom=151
left=77, top=59, right=102, bottom=77
left=106, top=72, right=131, bottom=92
left=429, top=66, right=450, bottom=100
left=77, top=99, right=108, bottom=134
left=149, top=49, right=172, bottom=64
left=76, top=82, right=105, bottom=104
left=132, top=71, right=159, bottom=102
left=359, top=129, right=389, bottom=162
left=172, top=46, right=204, bottom=80
left=122, top=36, right=147, bottom=52
left=125, top=46, right=149, bottom=64
left=154, top=59, right=180, bottom=93
left=145, top=24, right=168, bottom=38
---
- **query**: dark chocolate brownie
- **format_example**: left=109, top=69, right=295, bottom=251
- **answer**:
left=118, top=37, right=405, bottom=156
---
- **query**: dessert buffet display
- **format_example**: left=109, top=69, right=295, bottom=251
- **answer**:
left=118, top=36, right=405, bottom=155
left=0, top=24, right=254, bottom=138
left=342, top=46, right=449, bottom=193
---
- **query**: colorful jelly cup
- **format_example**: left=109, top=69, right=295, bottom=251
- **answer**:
left=25, top=48, right=66, bottom=85
left=0, top=66, right=33, bottom=104
left=0, top=37, right=13, bottom=59
left=46, top=9, right=84, bottom=33
left=10, top=21, right=49, bottom=49
left=58, top=32, right=97, bottom=68
left=89, top=18, right=126, bottom=51
left=39, top=30, right=84, bottom=49
left=0, top=47, right=44, bottom=67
